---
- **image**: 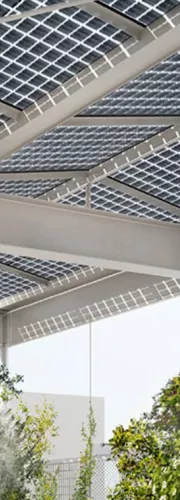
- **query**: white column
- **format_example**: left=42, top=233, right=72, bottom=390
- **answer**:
left=0, top=315, right=8, bottom=366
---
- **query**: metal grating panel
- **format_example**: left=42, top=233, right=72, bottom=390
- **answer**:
left=0, top=0, right=128, bottom=110
left=0, top=126, right=165, bottom=172
left=0, top=178, right=64, bottom=197
left=100, top=0, right=180, bottom=26
left=81, top=53, right=180, bottom=116
left=62, top=183, right=180, bottom=222
left=0, top=270, right=39, bottom=300
left=0, top=254, right=86, bottom=281
left=113, top=142, right=180, bottom=206
left=17, top=277, right=180, bottom=342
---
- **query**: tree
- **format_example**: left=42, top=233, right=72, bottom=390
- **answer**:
left=0, top=364, right=59, bottom=500
left=72, top=405, right=96, bottom=500
left=108, top=373, right=180, bottom=500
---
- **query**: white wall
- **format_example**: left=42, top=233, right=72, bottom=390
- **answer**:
left=11, top=392, right=104, bottom=460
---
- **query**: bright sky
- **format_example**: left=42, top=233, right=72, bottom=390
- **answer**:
left=9, top=296, right=180, bottom=440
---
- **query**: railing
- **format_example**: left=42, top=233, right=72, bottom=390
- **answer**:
left=47, top=453, right=119, bottom=499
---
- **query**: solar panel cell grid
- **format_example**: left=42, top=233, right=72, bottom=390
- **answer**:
left=113, top=143, right=180, bottom=207
left=82, top=53, right=180, bottom=116
left=0, top=126, right=165, bottom=172
left=0, top=0, right=129, bottom=109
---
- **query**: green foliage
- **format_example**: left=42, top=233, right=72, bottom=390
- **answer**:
left=0, top=365, right=59, bottom=500
left=108, top=373, right=180, bottom=500
left=72, top=405, right=96, bottom=500
left=35, top=470, right=60, bottom=500
left=149, top=374, right=180, bottom=432
left=0, top=364, right=23, bottom=401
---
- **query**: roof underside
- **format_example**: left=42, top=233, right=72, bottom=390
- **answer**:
left=0, top=0, right=180, bottom=346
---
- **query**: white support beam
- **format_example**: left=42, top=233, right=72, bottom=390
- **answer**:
left=102, top=177, right=180, bottom=217
left=42, top=126, right=180, bottom=202
left=67, top=116, right=180, bottom=127
left=8, top=271, right=165, bottom=345
left=0, top=262, right=48, bottom=286
left=1, top=12, right=180, bottom=160
left=0, top=102, right=21, bottom=121
left=0, top=194, right=179, bottom=278
left=83, top=3, right=143, bottom=38
left=0, top=170, right=84, bottom=182
left=0, top=0, right=95, bottom=23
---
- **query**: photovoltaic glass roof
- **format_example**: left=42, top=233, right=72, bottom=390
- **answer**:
left=62, top=183, right=179, bottom=222
left=0, top=0, right=128, bottom=109
left=0, top=125, right=165, bottom=172
left=0, top=0, right=179, bottom=324
left=82, top=53, right=180, bottom=116
left=101, top=0, right=180, bottom=26
left=113, top=142, right=180, bottom=207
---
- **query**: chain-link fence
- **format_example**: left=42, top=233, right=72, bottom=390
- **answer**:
left=47, top=453, right=119, bottom=499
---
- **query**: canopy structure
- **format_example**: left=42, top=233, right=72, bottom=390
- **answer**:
left=0, top=0, right=180, bottom=359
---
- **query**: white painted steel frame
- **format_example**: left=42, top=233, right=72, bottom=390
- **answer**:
left=0, top=171, right=84, bottom=181
left=0, top=194, right=179, bottom=278
left=66, top=116, right=180, bottom=127
left=0, top=7, right=180, bottom=344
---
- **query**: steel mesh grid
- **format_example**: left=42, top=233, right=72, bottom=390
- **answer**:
left=0, top=0, right=129, bottom=110
left=17, top=277, right=180, bottom=343
left=0, top=253, right=87, bottom=281
left=113, top=142, right=180, bottom=206
left=62, top=183, right=179, bottom=222
left=101, top=0, right=180, bottom=26
left=0, top=178, right=65, bottom=197
left=82, top=52, right=180, bottom=116
left=47, top=454, right=119, bottom=499
left=0, top=125, right=165, bottom=172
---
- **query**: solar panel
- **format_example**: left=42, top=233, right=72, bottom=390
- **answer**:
left=0, top=253, right=86, bottom=281
left=0, top=0, right=129, bottom=109
left=81, top=53, right=180, bottom=116
left=0, top=178, right=64, bottom=197
left=62, top=182, right=179, bottom=222
left=113, top=142, right=180, bottom=207
left=0, top=270, right=39, bottom=299
left=0, top=125, right=165, bottom=173
left=100, top=0, right=180, bottom=26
